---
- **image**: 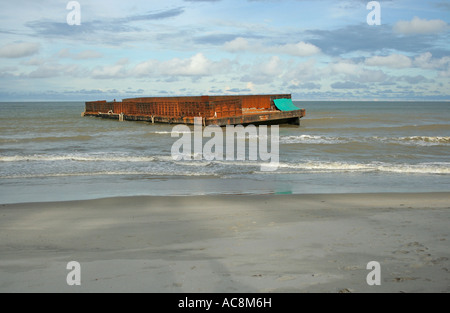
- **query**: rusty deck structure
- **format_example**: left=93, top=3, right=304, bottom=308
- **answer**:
left=83, top=94, right=306, bottom=126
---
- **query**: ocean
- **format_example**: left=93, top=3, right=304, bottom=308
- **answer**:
left=0, top=101, right=449, bottom=204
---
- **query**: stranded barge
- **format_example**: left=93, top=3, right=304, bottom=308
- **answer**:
left=83, top=94, right=305, bottom=126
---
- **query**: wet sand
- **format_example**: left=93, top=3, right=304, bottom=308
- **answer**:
left=0, top=193, right=449, bottom=293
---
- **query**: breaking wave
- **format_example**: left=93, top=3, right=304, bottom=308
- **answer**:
left=0, top=135, right=93, bottom=144
left=280, top=135, right=450, bottom=146
left=377, top=136, right=450, bottom=146
left=3, top=171, right=220, bottom=179
left=274, top=161, right=450, bottom=174
left=281, top=135, right=348, bottom=144
left=0, top=154, right=157, bottom=163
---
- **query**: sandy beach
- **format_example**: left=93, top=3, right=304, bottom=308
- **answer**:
left=0, top=193, right=449, bottom=293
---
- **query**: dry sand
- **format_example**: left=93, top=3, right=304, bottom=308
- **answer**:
left=0, top=193, right=449, bottom=293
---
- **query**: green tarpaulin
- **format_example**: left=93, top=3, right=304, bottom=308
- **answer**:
left=273, top=98, right=299, bottom=111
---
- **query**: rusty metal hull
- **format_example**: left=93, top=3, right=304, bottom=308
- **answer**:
left=83, top=109, right=306, bottom=126
left=83, top=94, right=306, bottom=126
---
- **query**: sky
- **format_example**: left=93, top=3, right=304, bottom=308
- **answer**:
left=0, top=0, right=449, bottom=101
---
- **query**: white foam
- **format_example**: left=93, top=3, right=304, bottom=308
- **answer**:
left=273, top=161, right=450, bottom=174
left=0, top=155, right=156, bottom=162
left=153, top=131, right=191, bottom=135
left=2, top=171, right=220, bottom=179
left=373, top=136, right=450, bottom=146
left=281, top=135, right=450, bottom=146
left=281, top=135, right=347, bottom=144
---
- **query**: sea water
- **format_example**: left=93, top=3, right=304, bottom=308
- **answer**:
left=0, top=101, right=448, bottom=203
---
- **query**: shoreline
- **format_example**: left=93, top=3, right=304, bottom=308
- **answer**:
left=1, top=192, right=449, bottom=293
left=2, top=190, right=450, bottom=206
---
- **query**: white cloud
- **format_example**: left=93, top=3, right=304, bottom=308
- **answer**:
left=283, top=59, right=319, bottom=82
left=240, top=56, right=285, bottom=85
left=74, top=50, right=103, bottom=60
left=223, top=38, right=320, bottom=57
left=394, top=17, right=447, bottom=35
left=330, top=61, right=361, bottom=75
left=56, top=49, right=70, bottom=58
left=28, top=63, right=80, bottom=78
left=115, top=58, right=129, bottom=66
left=92, top=65, right=126, bottom=79
left=331, top=81, right=367, bottom=89
left=91, top=58, right=129, bottom=79
left=439, top=68, right=450, bottom=78
left=0, top=42, right=40, bottom=58
left=399, top=75, right=430, bottom=84
left=58, top=49, right=103, bottom=60
left=325, top=60, right=389, bottom=84
left=413, top=52, right=433, bottom=68
left=271, top=42, right=321, bottom=57
left=127, top=53, right=233, bottom=78
left=413, top=52, right=450, bottom=70
left=357, top=69, right=388, bottom=83
left=258, top=56, right=282, bottom=76
left=160, top=53, right=215, bottom=76
left=223, top=37, right=250, bottom=52
left=21, top=57, right=46, bottom=66
left=133, top=59, right=159, bottom=77
left=365, top=54, right=412, bottom=69
left=0, top=66, right=18, bottom=78
left=0, top=66, right=17, bottom=72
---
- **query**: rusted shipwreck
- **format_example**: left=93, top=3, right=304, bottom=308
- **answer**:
left=83, top=94, right=305, bottom=126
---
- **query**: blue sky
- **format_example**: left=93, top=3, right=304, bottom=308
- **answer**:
left=0, top=0, right=449, bottom=101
